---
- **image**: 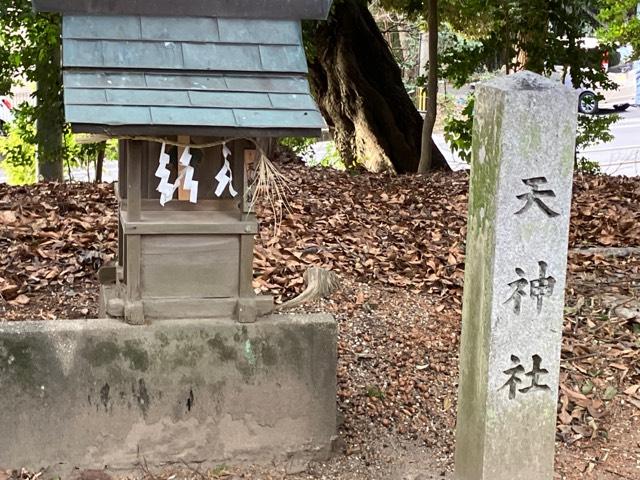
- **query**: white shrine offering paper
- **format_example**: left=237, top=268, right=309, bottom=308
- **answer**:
left=214, top=143, right=238, bottom=198
left=154, top=144, right=200, bottom=206
left=179, top=147, right=199, bottom=204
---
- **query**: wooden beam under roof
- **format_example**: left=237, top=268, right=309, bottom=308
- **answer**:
left=32, top=0, right=333, bottom=20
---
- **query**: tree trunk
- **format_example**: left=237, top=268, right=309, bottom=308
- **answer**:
left=95, top=141, right=106, bottom=183
left=419, top=32, right=429, bottom=77
left=35, top=17, right=64, bottom=182
left=307, top=0, right=447, bottom=173
left=418, top=0, right=439, bottom=173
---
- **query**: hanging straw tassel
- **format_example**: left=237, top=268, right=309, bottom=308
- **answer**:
left=247, top=140, right=292, bottom=234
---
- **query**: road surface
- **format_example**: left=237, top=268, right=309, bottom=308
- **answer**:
left=580, top=107, right=640, bottom=177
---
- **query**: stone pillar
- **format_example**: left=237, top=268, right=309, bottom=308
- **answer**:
left=454, top=71, right=578, bottom=480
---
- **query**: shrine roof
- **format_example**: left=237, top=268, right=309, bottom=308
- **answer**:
left=33, top=0, right=332, bottom=20
left=63, top=16, right=308, bottom=72
left=60, top=15, right=325, bottom=136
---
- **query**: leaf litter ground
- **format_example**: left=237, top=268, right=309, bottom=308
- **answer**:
left=0, top=158, right=639, bottom=480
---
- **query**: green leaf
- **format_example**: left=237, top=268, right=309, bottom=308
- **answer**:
left=603, top=385, right=617, bottom=401
left=365, top=385, right=385, bottom=399
left=581, top=380, right=594, bottom=395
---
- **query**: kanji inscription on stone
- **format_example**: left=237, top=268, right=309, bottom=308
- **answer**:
left=530, top=261, right=556, bottom=313
left=500, top=354, right=551, bottom=400
left=515, top=177, right=560, bottom=217
left=504, top=268, right=529, bottom=314
left=504, top=261, right=557, bottom=314
left=454, top=71, right=578, bottom=480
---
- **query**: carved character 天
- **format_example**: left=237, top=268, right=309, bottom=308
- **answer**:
left=514, top=177, right=560, bottom=217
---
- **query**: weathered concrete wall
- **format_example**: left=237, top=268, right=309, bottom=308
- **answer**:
left=0, top=315, right=336, bottom=472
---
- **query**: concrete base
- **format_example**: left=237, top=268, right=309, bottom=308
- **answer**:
left=0, top=315, right=337, bottom=472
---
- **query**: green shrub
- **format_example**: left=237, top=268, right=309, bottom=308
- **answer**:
left=278, top=136, right=315, bottom=157
left=443, top=94, right=474, bottom=164
left=575, top=113, right=619, bottom=174
left=105, top=139, right=118, bottom=161
left=304, top=141, right=346, bottom=170
left=0, top=106, right=117, bottom=183
left=318, top=142, right=346, bottom=170
left=1, top=159, right=37, bottom=185
left=0, top=111, right=37, bottom=185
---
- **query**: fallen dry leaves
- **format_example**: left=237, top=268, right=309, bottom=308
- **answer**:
left=570, top=176, right=640, bottom=248
left=0, top=183, right=117, bottom=320
left=0, top=159, right=639, bottom=479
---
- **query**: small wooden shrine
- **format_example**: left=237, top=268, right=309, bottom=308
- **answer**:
left=34, top=0, right=330, bottom=324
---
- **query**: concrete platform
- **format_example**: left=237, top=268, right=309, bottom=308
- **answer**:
left=0, top=314, right=337, bottom=472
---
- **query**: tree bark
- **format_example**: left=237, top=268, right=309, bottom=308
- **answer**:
left=35, top=18, right=64, bottom=182
left=418, top=0, right=438, bottom=173
left=95, top=141, right=106, bottom=183
left=307, top=0, right=447, bottom=173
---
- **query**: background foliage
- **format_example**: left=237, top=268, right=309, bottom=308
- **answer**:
left=1, top=0, right=636, bottom=179
left=0, top=0, right=65, bottom=179
left=598, top=0, right=640, bottom=60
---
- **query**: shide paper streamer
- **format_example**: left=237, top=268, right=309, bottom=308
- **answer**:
left=215, top=143, right=238, bottom=198
left=180, top=147, right=199, bottom=204
left=154, top=143, right=198, bottom=206
left=155, top=142, right=238, bottom=206
left=155, top=142, right=174, bottom=206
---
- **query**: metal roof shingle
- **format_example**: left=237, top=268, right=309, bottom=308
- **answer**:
left=60, top=14, right=324, bottom=134
left=217, top=18, right=300, bottom=45
left=66, top=105, right=152, bottom=125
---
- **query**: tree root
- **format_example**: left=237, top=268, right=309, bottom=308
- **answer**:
left=278, top=267, right=340, bottom=310
left=570, top=246, right=640, bottom=257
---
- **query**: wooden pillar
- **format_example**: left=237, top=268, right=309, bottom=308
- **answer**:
left=235, top=140, right=256, bottom=323
left=124, top=140, right=144, bottom=325
left=239, top=234, right=255, bottom=299
left=117, top=140, right=126, bottom=270
left=126, top=140, right=142, bottom=221
left=243, top=147, right=258, bottom=213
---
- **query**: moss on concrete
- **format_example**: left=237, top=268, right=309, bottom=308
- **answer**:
left=0, top=336, right=59, bottom=390
left=207, top=334, right=237, bottom=362
left=122, top=340, right=150, bottom=372
left=156, top=332, right=170, bottom=347
left=0, top=338, right=36, bottom=387
left=81, top=338, right=149, bottom=372
left=259, top=340, right=278, bottom=367
left=171, top=341, right=205, bottom=368
left=83, top=340, right=120, bottom=367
